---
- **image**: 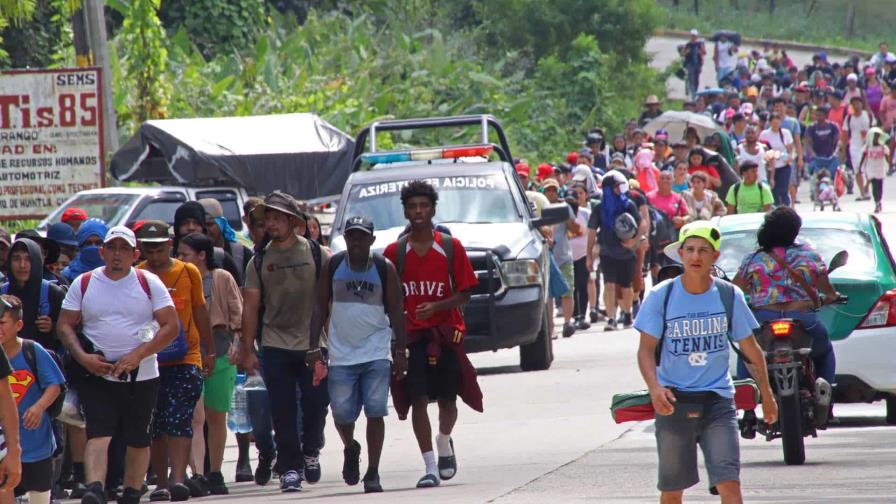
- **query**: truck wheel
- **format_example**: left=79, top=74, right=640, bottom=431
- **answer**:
left=887, top=396, right=896, bottom=425
left=779, top=393, right=805, bottom=465
left=520, top=310, right=553, bottom=371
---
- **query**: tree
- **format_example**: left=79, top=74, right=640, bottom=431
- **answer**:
left=119, top=0, right=170, bottom=126
left=0, top=0, right=70, bottom=68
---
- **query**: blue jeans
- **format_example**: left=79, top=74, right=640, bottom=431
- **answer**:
left=738, top=310, right=836, bottom=384
left=808, top=155, right=839, bottom=176
left=247, top=354, right=275, bottom=459
left=772, top=164, right=792, bottom=206
left=262, top=347, right=330, bottom=473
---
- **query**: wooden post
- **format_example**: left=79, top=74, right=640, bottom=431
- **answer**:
left=71, top=6, right=91, bottom=67
left=846, top=2, right=856, bottom=39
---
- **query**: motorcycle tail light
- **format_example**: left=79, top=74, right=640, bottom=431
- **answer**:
left=770, top=321, right=793, bottom=338
left=858, top=289, right=896, bottom=329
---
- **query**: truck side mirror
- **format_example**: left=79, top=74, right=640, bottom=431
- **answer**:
left=531, top=203, right=573, bottom=228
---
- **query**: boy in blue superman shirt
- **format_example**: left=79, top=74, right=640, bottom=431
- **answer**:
left=0, top=295, right=63, bottom=504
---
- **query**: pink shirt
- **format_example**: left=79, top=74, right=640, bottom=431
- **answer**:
left=647, top=190, right=689, bottom=220
left=879, top=95, right=896, bottom=131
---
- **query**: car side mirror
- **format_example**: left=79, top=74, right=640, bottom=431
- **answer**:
left=828, top=250, right=849, bottom=273
left=531, top=203, right=573, bottom=228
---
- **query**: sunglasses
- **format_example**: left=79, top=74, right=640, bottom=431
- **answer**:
left=0, top=297, right=15, bottom=318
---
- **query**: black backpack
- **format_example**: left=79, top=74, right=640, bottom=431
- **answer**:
left=647, top=202, right=678, bottom=251
left=327, top=251, right=390, bottom=312
left=21, top=339, right=67, bottom=419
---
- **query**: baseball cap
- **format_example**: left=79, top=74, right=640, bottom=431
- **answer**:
left=252, top=190, right=301, bottom=220
left=104, top=226, right=137, bottom=248
left=690, top=29, right=699, bottom=36
left=578, top=147, right=593, bottom=159
left=61, top=207, right=88, bottom=223
left=566, top=151, right=579, bottom=164
left=344, top=216, right=374, bottom=235
left=847, top=73, right=858, bottom=82
left=515, top=162, right=530, bottom=178
left=654, top=128, right=670, bottom=141
left=746, top=86, right=759, bottom=97
left=663, top=221, right=722, bottom=264
left=47, top=222, right=78, bottom=247
left=135, top=220, right=171, bottom=243
left=198, top=198, right=224, bottom=219
left=600, top=170, right=629, bottom=193
left=585, top=132, right=603, bottom=145
left=536, top=163, right=554, bottom=181
left=572, top=165, right=592, bottom=182
left=865, top=66, right=876, bottom=76
left=610, top=152, right=626, bottom=165
left=541, top=178, right=560, bottom=190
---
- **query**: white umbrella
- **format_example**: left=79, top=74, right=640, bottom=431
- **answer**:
left=643, top=111, right=718, bottom=142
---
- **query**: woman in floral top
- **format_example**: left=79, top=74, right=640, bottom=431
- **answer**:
left=733, top=207, right=841, bottom=384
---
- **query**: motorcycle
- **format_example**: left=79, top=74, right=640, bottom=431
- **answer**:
left=739, top=250, right=849, bottom=465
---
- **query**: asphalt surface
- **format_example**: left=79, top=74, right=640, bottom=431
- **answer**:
left=646, top=36, right=822, bottom=101
left=66, top=182, right=896, bottom=503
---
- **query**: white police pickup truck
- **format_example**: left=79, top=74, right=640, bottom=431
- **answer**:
left=329, top=115, right=569, bottom=371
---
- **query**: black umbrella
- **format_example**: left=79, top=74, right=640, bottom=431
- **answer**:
left=711, top=30, right=741, bottom=45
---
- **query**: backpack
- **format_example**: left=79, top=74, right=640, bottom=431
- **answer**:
left=81, top=268, right=188, bottom=363
left=646, top=202, right=678, bottom=251
left=394, top=232, right=455, bottom=291
left=732, top=181, right=770, bottom=212
left=21, top=339, right=66, bottom=419
left=653, top=277, right=748, bottom=365
left=1, top=280, right=51, bottom=318
left=327, top=251, right=390, bottom=312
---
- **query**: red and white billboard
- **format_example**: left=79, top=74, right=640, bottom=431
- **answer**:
left=0, top=68, right=105, bottom=219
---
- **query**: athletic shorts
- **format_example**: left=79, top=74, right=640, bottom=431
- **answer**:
left=654, top=392, right=740, bottom=492
left=14, top=457, right=53, bottom=496
left=152, top=364, right=203, bottom=438
left=203, top=356, right=236, bottom=413
left=600, top=255, right=636, bottom=288
left=405, top=340, right=460, bottom=403
left=328, top=359, right=391, bottom=424
left=78, top=375, right=160, bottom=448
left=558, top=262, right=574, bottom=298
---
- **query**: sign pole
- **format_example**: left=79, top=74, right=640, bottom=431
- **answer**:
left=84, top=0, right=118, bottom=159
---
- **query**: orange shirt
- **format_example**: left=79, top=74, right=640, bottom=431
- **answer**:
left=138, top=260, right=205, bottom=368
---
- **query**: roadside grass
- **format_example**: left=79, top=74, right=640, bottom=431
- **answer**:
left=659, top=0, right=896, bottom=54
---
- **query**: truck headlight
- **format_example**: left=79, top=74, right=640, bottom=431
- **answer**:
left=499, top=259, right=541, bottom=287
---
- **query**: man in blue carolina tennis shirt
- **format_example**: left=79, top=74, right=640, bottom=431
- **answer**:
left=634, top=222, right=777, bottom=503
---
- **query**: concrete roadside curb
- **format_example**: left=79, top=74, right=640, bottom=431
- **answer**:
left=657, top=29, right=872, bottom=59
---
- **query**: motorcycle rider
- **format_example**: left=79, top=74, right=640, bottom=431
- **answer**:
left=733, top=207, right=841, bottom=387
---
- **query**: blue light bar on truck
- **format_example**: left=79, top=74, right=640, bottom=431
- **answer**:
left=361, top=145, right=493, bottom=165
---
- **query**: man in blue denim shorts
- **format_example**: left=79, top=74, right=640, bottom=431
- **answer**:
left=308, top=216, right=407, bottom=494
left=634, top=222, right=777, bottom=503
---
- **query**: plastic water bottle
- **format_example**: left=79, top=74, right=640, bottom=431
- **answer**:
left=227, top=373, right=252, bottom=434
left=243, top=372, right=266, bottom=391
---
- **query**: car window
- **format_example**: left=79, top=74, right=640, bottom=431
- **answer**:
left=718, top=227, right=876, bottom=276
left=44, top=194, right=140, bottom=227
left=341, top=174, right=520, bottom=231
left=133, top=200, right=186, bottom=225
left=195, top=191, right=243, bottom=231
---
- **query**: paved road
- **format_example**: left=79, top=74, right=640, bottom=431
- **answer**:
left=70, top=185, right=896, bottom=503
left=646, top=36, right=824, bottom=101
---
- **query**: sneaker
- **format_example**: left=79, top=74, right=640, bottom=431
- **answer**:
left=254, top=452, right=275, bottom=486
left=234, top=461, right=254, bottom=483
left=342, top=440, right=362, bottom=486
left=621, top=312, right=633, bottom=328
left=80, top=482, right=106, bottom=504
left=604, top=318, right=617, bottom=332
left=415, top=473, right=440, bottom=488
left=206, top=472, right=228, bottom=496
left=363, top=472, right=383, bottom=494
left=119, top=487, right=142, bottom=504
left=574, top=318, right=591, bottom=330
left=279, top=471, right=302, bottom=493
left=148, top=488, right=170, bottom=502
left=437, top=438, right=457, bottom=481
left=561, top=321, right=576, bottom=338
left=169, top=483, right=190, bottom=502
left=589, top=308, right=600, bottom=323
left=303, top=453, right=321, bottom=484
left=185, top=475, right=209, bottom=498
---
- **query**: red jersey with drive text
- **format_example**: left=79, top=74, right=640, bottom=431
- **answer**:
left=384, top=233, right=478, bottom=332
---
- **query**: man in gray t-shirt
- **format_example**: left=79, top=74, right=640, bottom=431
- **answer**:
left=542, top=179, right=580, bottom=338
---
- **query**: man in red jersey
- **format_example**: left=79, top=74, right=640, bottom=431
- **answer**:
left=383, top=180, right=482, bottom=489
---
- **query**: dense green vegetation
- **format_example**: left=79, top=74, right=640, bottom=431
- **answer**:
left=2, top=0, right=666, bottom=164
left=660, top=0, right=896, bottom=54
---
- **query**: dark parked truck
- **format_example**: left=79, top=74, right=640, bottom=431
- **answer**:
left=329, top=115, right=569, bottom=371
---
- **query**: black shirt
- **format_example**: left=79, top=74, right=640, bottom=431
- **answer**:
left=0, top=345, right=12, bottom=379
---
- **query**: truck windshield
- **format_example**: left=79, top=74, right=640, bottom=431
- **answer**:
left=343, top=174, right=520, bottom=231
left=43, top=194, right=140, bottom=227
